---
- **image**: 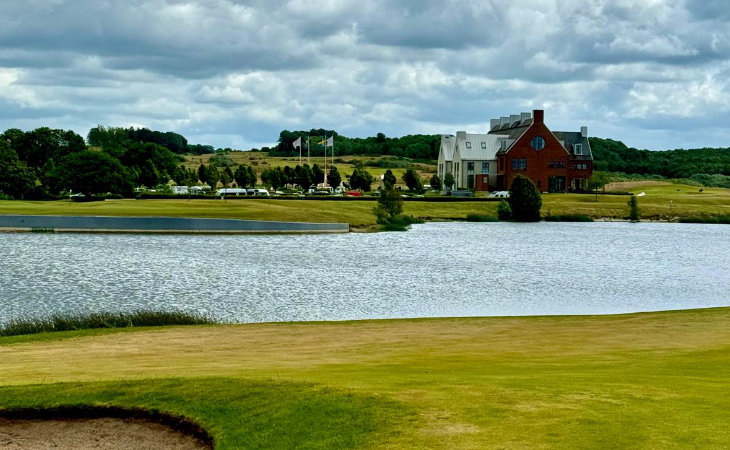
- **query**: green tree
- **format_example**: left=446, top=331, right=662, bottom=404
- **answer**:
left=204, top=165, right=219, bottom=189
left=430, top=174, right=442, bottom=191
left=198, top=164, right=206, bottom=185
left=0, top=141, right=36, bottom=199
left=312, top=163, right=324, bottom=185
left=139, top=160, right=161, bottom=188
left=444, top=172, right=455, bottom=191
left=349, top=162, right=374, bottom=192
left=374, top=186, right=404, bottom=222
left=402, top=168, right=424, bottom=193
left=587, top=172, right=610, bottom=201
left=234, top=165, right=252, bottom=188
left=628, top=195, right=640, bottom=222
left=51, top=150, right=132, bottom=196
left=497, top=200, right=512, bottom=220
left=247, top=166, right=257, bottom=187
left=383, top=169, right=397, bottom=188
left=327, top=166, right=342, bottom=188
left=508, top=175, right=542, bottom=222
left=219, top=167, right=232, bottom=187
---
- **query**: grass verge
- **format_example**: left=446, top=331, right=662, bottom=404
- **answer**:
left=0, top=310, right=213, bottom=337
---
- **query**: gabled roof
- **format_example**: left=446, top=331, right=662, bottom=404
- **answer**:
left=490, top=124, right=530, bottom=154
left=553, top=132, right=593, bottom=160
left=455, top=133, right=507, bottom=160
left=439, top=135, right=456, bottom=161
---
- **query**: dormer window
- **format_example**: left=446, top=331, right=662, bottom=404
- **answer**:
left=574, top=143, right=582, bottom=155
left=465, top=142, right=471, bottom=149
left=481, top=142, right=486, bottom=149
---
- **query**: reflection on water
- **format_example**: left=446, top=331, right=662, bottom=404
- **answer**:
left=1, top=222, right=728, bottom=324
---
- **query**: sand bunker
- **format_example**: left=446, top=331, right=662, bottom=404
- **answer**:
left=0, top=416, right=212, bottom=450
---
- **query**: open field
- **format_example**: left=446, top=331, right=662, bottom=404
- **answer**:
left=1, top=308, right=728, bottom=448
left=2, top=182, right=729, bottom=228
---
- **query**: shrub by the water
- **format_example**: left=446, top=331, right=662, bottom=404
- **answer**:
left=497, top=200, right=512, bottom=220
left=0, top=310, right=214, bottom=337
left=380, top=214, right=424, bottom=231
left=465, top=214, right=499, bottom=222
left=543, top=214, right=594, bottom=222
left=628, top=197, right=639, bottom=221
left=508, top=175, right=541, bottom=222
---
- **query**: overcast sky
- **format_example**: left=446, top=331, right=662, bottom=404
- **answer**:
left=1, top=0, right=729, bottom=151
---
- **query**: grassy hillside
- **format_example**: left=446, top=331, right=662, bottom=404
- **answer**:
left=1, top=308, right=728, bottom=448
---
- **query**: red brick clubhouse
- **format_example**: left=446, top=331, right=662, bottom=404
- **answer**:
left=438, top=110, right=593, bottom=193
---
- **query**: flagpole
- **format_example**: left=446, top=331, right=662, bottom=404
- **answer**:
left=299, top=136, right=302, bottom=166
left=323, top=133, right=327, bottom=188
left=307, top=136, right=310, bottom=164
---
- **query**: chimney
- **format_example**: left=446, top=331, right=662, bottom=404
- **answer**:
left=520, top=112, right=531, bottom=122
left=456, top=131, right=466, bottom=140
left=510, top=114, right=520, bottom=124
left=533, top=109, right=544, bottom=124
left=581, top=126, right=588, bottom=138
left=490, top=119, right=500, bottom=130
left=500, top=116, right=510, bottom=127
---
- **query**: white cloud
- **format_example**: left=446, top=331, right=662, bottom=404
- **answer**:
left=0, top=0, right=729, bottom=150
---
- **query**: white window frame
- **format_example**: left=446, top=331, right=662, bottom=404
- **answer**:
left=574, top=143, right=583, bottom=155
left=465, top=142, right=472, bottom=149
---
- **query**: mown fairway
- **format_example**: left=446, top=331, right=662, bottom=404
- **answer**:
left=2, top=182, right=730, bottom=229
left=1, top=308, right=729, bottom=449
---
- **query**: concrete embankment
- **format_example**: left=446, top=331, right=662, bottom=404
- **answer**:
left=0, top=215, right=349, bottom=234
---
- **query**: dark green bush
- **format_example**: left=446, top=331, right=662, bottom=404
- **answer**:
left=543, top=214, right=594, bottom=222
left=465, top=214, right=499, bottom=222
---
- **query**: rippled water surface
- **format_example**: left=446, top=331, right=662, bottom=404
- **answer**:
left=1, top=222, right=728, bottom=324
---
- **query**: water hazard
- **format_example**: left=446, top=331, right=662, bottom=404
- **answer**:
left=1, top=222, right=728, bottom=324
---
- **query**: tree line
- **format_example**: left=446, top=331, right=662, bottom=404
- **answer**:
left=271, top=130, right=440, bottom=160
left=590, top=137, right=730, bottom=179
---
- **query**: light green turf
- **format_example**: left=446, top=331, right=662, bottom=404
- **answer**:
left=1, top=308, right=729, bottom=448
left=1, top=182, right=728, bottom=229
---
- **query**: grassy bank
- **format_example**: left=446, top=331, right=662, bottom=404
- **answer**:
left=1, top=308, right=728, bottom=448
left=1, top=182, right=729, bottom=228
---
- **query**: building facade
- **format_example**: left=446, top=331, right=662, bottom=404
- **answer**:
left=437, top=109, right=593, bottom=192
left=489, top=110, right=593, bottom=192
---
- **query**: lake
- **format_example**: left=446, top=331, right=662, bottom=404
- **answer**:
left=1, top=222, right=728, bottom=324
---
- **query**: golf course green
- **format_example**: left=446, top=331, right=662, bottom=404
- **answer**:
left=1, top=308, right=728, bottom=448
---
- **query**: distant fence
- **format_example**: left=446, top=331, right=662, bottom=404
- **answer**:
left=0, top=215, right=349, bottom=234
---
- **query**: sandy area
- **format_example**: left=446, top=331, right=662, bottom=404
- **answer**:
left=0, top=417, right=211, bottom=450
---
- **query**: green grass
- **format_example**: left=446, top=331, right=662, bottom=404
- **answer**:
left=0, top=310, right=213, bottom=337
left=1, top=308, right=728, bottom=448
left=678, top=215, right=730, bottom=224
left=0, top=378, right=414, bottom=450
left=1, top=181, right=729, bottom=229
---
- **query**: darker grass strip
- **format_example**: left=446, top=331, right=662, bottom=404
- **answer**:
left=0, top=310, right=214, bottom=337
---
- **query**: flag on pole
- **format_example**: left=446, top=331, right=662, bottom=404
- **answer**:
left=325, top=136, right=333, bottom=147
left=292, top=136, right=302, bottom=149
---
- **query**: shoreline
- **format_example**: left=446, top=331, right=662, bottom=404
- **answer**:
left=0, top=214, right=349, bottom=234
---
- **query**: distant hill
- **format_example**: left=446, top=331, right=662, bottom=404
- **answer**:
left=590, top=137, right=730, bottom=179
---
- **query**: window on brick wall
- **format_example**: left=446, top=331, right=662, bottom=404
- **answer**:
left=519, top=158, right=527, bottom=170
left=512, top=158, right=518, bottom=170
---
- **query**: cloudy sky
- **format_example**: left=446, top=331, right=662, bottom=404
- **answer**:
left=1, top=0, right=729, bottom=151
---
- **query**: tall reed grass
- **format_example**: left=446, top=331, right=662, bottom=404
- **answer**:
left=0, top=310, right=214, bottom=337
